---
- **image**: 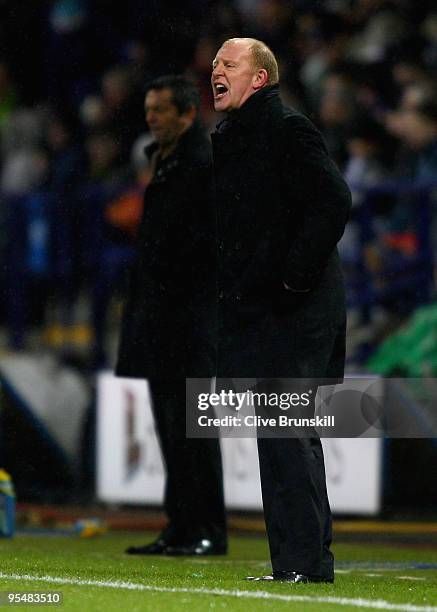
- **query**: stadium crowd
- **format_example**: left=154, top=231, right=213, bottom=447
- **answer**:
left=0, top=0, right=436, bottom=369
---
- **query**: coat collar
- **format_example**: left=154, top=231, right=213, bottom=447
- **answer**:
left=145, top=121, right=204, bottom=162
left=215, top=84, right=281, bottom=133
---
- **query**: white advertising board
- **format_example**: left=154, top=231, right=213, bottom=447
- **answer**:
left=0, top=354, right=90, bottom=466
left=97, top=373, right=382, bottom=515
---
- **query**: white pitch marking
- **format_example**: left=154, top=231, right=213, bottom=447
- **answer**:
left=364, top=574, right=384, bottom=578
left=0, top=572, right=436, bottom=612
left=397, top=577, right=426, bottom=582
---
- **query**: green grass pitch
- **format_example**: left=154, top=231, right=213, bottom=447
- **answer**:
left=0, top=531, right=437, bottom=611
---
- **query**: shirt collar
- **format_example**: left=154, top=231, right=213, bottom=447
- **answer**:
left=216, top=84, right=281, bottom=132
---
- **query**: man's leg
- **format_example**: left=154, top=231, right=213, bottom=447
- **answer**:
left=311, top=437, right=334, bottom=580
left=125, top=378, right=182, bottom=554
left=256, top=433, right=333, bottom=580
left=247, top=322, right=340, bottom=581
left=152, top=378, right=226, bottom=542
left=130, top=378, right=226, bottom=554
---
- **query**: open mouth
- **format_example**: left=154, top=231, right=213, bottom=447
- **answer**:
left=214, top=83, right=229, bottom=99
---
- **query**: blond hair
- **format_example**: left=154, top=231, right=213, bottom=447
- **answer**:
left=224, top=37, right=279, bottom=86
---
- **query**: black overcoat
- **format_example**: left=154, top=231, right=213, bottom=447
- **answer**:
left=116, top=123, right=215, bottom=380
left=211, top=85, right=352, bottom=379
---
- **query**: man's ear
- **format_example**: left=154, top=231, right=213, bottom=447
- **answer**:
left=253, top=69, right=269, bottom=90
left=182, top=105, right=197, bottom=128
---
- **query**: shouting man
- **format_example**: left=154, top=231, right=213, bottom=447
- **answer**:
left=211, top=38, right=351, bottom=582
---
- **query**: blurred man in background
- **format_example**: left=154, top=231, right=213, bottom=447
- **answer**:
left=116, top=75, right=227, bottom=556
left=211, top=38, right=351, bottom=582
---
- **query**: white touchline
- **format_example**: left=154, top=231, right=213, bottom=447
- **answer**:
left=0, top=573, right=436, bottom=612
left=364, top=574, right=384, bottom=578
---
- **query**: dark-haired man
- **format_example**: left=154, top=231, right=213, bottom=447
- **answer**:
left=211, top=38, right=351, bottom=582
left=117, top=76, right=227, bottom=556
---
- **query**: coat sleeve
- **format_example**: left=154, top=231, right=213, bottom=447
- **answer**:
left=280, top=114, right=352, bottom=291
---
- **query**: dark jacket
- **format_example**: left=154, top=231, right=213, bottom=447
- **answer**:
left=211, top=85, right=352, bottom=378
left=116, top=122, right=215, bottom=379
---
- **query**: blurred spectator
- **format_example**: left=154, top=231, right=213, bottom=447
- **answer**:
left=88, top=135, right=154, bottom=368
left=46, top=0, right=120, bottom=109
left=339, top=115, right=391, bottom=262
left=387, top=99, right=437, bottom=182
left=299, top=11, right=351, bottom=109
left=399, top=101, right=437, bottom=179
left=1, top=148, right=47, bottom=198
left=123, top=40, right=154, bottom=101
left=400, top=80, right=437, bottom=112
left=394, top=101, right=437, bottom=273
left=100, top=66, right=144, bottom=164
left=359, top=100, right=437, bottom=313
left=104, top=133, right=153, bottom=242
left=344, top=115, right=389, bottom=195
left=78, top=95, right=107, bottom=131
left=1, top=107, right=42, bottom=157
left=85, top=131, right=125, bottom=186
left=77, top=127, right=134, bottom=368
left=241, top=0, right=294, bottom=56
left=41, top=112, right=87, bottom=350
left=1, top=108, right=46, bottom=196
left=318, top=70, right=358, bottom=167
left=347, top=1, right=410, bottom=64
left=392, top=59, right=431, bottom=92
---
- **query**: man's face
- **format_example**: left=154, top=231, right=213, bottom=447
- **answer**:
left=211, top=41, right=258, bottom=112
left=145, top=88, right=186, bottom=148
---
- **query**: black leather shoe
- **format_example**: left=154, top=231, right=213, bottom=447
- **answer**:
left=125, top=537, right=170, bottom=555
left=246, top=571, right=334, bottom=583
left=165, top=538, right=227, bottom=556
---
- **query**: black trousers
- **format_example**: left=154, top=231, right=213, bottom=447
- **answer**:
left=149, top=378, right=227, bottom=545
left=257, top=435, right=333, bottom=578
left=251, top=325, right=341, bottom=580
